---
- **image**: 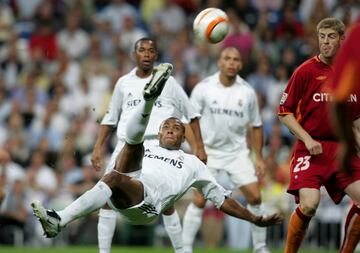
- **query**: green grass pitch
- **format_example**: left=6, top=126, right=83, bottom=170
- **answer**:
left=0, top=247, right=337, bottom=253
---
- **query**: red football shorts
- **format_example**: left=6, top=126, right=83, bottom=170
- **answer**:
left=287, top=140, right=360, bottom=204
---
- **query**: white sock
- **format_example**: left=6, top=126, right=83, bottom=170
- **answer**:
left=98, top=208, right=117, bottom=253
left=163, top=210, right=184, bottom=253
left=57, top=182, right=112, bottom=227
left=182, top=203, right=204, bottom=253
left=125, top=99, right=155, bottom=144
left=248, top=204, right=267, bottom=251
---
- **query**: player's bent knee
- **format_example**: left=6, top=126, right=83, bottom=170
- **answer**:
left=102, top=170, right=130, bottom=189
left=300, top=202, right=318, bottom=216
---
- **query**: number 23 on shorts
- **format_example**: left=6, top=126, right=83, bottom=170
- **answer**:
left=293, top=155, right=311, bottom=173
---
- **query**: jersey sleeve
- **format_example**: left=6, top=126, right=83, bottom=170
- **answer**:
left=169, top=77, right=200, bottom=123
left=189, top=83, right=204, bottom=115
left=192, top=160, right=231, bottom=209
left=278, top=67, right=306, bottom=116
left=101, top=78, right=124, bottom=126
left=248, top=88, right=262, bottom=127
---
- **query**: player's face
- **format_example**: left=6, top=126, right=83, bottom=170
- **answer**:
left=318, top=28, right=343, bottom=61
left=134, top=40, right=158, bottom=71
left=158, top=118, right=185, bottom=150
left=218, top=49, right=242, bottom=78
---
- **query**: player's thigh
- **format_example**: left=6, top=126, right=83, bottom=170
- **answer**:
left=344, top=180, right=360, bottom=205
left=102, top=171, right=144, bottom=208
left=115, top=143, right=144, bottom=174
left=227, top=151, right=258, bottom=188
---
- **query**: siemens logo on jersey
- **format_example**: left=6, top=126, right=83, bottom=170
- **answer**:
left=127, top=99, right=162, bottom=108
left=144, top=153, right=183, bottom=169
left=312, top=93, right=357, bottom=102
left=210, top=107, right=244, bottom=118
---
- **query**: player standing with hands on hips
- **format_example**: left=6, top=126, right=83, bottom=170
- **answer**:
left=182, top=47, right=270, bottom=253
left=91, top=38, right=206, bottom=253
left=278, top=17, right=360, bottom=253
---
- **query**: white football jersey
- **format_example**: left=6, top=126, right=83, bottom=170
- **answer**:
left=101, top=68, right=199, bottom=140
left=110, top=145, right=230, bottom=224
left=191, top=72, right=262, bottom=156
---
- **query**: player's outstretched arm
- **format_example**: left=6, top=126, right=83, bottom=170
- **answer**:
left=220, top=197, right=283, bottom=227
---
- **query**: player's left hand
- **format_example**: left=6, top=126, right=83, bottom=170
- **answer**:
left=255, top=157, right=266, bottom=178
left=196, top=146, right=207, bottom=164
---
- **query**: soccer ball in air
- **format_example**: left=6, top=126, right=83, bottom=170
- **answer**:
left=193, top=8, right=229, bottom=44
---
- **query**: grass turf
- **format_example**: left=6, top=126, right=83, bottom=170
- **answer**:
left=0, top=247, right=337, bottom=253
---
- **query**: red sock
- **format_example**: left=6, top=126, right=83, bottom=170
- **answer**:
left=340, top=204, right=360, bottom=253
left=285, top=206, right=312, bottom=253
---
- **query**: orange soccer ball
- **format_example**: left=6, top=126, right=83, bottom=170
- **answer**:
left=193, top=8, right=230, bottom=44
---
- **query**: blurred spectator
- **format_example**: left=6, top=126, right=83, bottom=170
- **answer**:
left=97, top=0, right=138, bottom=33
left=49, top=49, right=82, bottom=94
left=275, top=4, right=304, bottom=43
left=251, top=0, right=284, bottom=12
left=222, top=9, right=254, bottom=70
left=57, top=14, right=90, bottom=60
left=140, top=0, right=164, bottom=24
left=0, top=148, right=25, bottom=189
left=29, top=99, right=69, bottom=151
left=118, top=14, right=147, bottom=54
left=299, top=0, right=336, bottom=23
left=93, top=18, right=117, bottom=58
left=252, top=11, right=281, bottom=66
left=225, top=0, right=258, bottom=29
left=11, top=71, right=49, bottom=107
left=0, top=83, right=11, bottom=129
left=333, top=0, right=360, bottom=26
left=4, top=112, right=30, bottom=166
left=246, top=55, right=276, bottom=100
left=64, top=0, right=95, bottom=31
left=152, top=0, right=186, bottom=35
left=0, top=3, right=14, bottom=46
left=11, top=0, right=43, bottom=20
left=28, top=22, right=58, bottom=61
left=0, top=45, right=24, bottom=91
left=26, top=150, right=58, bottom=202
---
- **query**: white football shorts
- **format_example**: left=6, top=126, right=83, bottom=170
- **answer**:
left=207, top=149, right=258, bottom=188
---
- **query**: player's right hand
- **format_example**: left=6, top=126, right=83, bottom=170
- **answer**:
left=253, top=213, right=284, bottom=227
left=305, top=138, right=323, bottom=155
left=91, top=148, right=103, bottom=171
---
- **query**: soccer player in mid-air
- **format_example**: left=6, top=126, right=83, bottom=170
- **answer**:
left=92, top=37, right=206, bottom=253
left=278, top=17, right=360, bottom=253
left=31, top=63, right=283, bottom=250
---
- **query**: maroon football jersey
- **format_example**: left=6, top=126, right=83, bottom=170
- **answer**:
left=278, top=56, right=338, bottom=139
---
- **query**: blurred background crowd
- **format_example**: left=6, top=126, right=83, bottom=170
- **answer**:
left=0, top=0, right=359, bottom=250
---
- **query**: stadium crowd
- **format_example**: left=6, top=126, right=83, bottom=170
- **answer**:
left=0, top=0, right=359, bottom=250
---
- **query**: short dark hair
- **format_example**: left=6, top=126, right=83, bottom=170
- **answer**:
left=159, top=117, right=185, bottom=133
left=317, top=17, right=345, bottom=36
left=134, top=37, right=158, bottom=52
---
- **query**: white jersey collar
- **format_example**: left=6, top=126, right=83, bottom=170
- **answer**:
left=213, top=71, right=244, bottom=87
